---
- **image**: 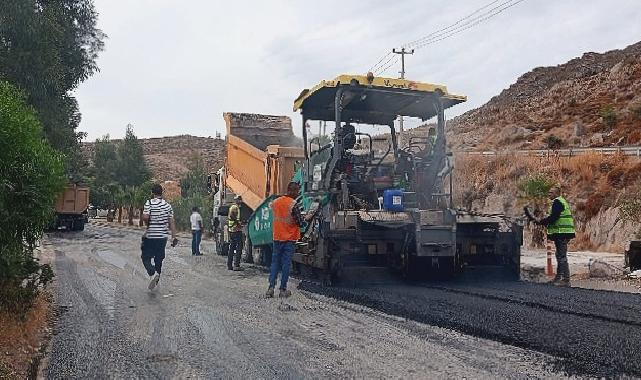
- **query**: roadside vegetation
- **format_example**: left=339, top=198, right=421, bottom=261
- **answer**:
left=1, top=0, right=105, bottom=374
left=87, top=125, right=152, bottom=225
left=172, top=156, right=214, bottom=233
left=455, top=151, right=641, bottom=251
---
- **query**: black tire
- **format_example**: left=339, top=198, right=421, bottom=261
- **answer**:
left=75, top=219, right=85, bottom=231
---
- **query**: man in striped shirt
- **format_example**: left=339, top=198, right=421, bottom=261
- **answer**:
left=142, top=184, right=178, bottom=290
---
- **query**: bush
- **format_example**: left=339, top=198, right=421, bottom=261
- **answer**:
left=518, top=175, right=556, bottom=201
left=0, top=81, right=65, bottom=315
left=600, top=105, right=617, bottom=130
left=543, top=135, right=565, bottom=150
left=173, top=195, right=213, bottom=233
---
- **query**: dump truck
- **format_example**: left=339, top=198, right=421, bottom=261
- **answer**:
left=280, top=73, right=523, bottom=284
left=212, top=113, right=304, bottom=259
left=53, top=184, right=90, bottom=231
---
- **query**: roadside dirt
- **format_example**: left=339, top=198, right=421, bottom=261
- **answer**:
left=0, top=293, right=53, bottom=379
left=0, top=243, right=57, bottom=380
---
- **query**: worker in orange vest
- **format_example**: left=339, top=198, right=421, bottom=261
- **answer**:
left=266, top=181, right=309, bottom=298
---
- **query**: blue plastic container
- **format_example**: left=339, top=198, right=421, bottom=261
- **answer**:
left=383, top=189, right=404, bottom=212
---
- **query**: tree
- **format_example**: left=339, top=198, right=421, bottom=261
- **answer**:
left=116, top=124, right=151, bottom=188
left=88, top=135, right=119, bottom=208
left=133, top=183, right=153, bottom=227
left=0, top=81, right=65, bottom=314
left=0, top=0, right=105, bottom=180
left=180, top=154, right=208, bottom=198
left=173, top=157, right=212, bottom=232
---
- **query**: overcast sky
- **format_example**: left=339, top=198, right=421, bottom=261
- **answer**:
left=76, top=0, right=641, bottom=141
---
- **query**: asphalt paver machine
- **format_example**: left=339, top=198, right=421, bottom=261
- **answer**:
left=292, top=74, right=522, bottom=284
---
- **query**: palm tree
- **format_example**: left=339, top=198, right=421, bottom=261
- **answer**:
left=134, top=184, right=149, bottom=227
left=113, top=187, right=127, bottom=224
left=125, top=186, right=136, bottom=226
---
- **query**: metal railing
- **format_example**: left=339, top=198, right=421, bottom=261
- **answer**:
left=458, top=146, right=641, bottom=157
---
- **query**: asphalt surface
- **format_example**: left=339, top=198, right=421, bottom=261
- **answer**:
left=42, top=223, right=564, bottom=379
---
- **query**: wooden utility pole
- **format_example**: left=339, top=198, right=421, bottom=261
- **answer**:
left=392, top=48, right=414, bottom=144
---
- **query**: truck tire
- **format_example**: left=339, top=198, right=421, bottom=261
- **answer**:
left=74, top=219, right=85, bottom=231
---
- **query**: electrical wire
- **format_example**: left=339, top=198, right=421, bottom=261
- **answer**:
left=368, top=0, right=528, bottom=75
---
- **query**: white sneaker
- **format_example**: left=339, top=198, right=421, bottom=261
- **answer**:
left=148, top=274, right=160, bottom=290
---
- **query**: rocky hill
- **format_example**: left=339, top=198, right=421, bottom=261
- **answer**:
left=448, top=41, right=641, bottom=150
left=83, top=135, right=225, bottom=182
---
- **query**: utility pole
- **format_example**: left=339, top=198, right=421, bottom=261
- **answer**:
left=392, top=48, right=414, bottom=144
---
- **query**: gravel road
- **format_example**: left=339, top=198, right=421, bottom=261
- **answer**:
left=42, top=223, right=626, bottom=379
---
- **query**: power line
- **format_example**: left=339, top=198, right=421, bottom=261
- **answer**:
left=409, top=0, right=527, bottom=50
left=403, top=0, right=507, bottom=49
left=368, top=0, right=527, bottom=75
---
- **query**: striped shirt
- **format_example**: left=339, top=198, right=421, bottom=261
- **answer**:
left=143, top=198, right=173, bottom=239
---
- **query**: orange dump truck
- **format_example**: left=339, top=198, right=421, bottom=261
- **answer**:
left=53, top=184, right=90, bottom=231
left=212, top=113, right=304, bottom=258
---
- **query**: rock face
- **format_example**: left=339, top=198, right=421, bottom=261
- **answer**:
left=82, top=135, right=225, bottom=182
left=447, top=41, right=641, bottom=150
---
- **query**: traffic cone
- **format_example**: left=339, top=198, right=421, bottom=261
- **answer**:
left=545, top=238, right=555, bottom=277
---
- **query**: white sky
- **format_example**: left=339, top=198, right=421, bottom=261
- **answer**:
left=76, top=0, right=641, bottom=141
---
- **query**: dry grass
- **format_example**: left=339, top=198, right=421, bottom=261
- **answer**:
left=0, top=292, right=53, bottom=379
left=455, top=151, right=641, bottom=251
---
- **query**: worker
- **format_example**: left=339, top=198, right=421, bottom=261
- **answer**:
left=427, top=127, right=437, bottom=155
left=526, top=186, right=575, bottom=286
left=227, top=195, right=244, bottom=271
left=266, top=182, right=309, bottom=298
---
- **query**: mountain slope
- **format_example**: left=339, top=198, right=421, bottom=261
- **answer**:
left=448, top=41, right=641, bottom=150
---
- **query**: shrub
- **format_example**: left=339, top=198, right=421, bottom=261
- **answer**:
left=0, top=81, right=65, bottom=315
left=631, top=104, right=641, bottom=121
left=600, top=105, right=617, bottom=130
left=543, top=135, right=565, bottom=150
left=518, top=175, right=556, bottom=201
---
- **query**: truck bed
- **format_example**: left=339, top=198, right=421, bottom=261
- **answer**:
left=223, top=113, right=304, bottom=210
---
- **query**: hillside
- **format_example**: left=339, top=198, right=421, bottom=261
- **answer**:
left=83, top=135, right=225, bottom=182
left=444, top=41, right=641, bottom=252
left=448, top=41, right=641, bottom=150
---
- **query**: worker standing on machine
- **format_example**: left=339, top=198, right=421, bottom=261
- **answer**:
left=266, top=182, right=309, bottom=298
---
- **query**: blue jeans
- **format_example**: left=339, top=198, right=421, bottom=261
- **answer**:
left=191, top=230, right=202, bottom=255
left=269, top=241, right=295, bottom=290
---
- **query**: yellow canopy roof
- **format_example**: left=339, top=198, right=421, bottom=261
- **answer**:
left=293, top=74, right=466, bottom=124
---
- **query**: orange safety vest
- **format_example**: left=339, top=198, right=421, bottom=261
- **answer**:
left=272, top=196, right=300, bottom=242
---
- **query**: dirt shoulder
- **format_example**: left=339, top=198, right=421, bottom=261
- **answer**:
left=0, top=242, right=57, bottom=379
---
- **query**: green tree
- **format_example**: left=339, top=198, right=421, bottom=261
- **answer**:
left=133, top=182, right=153, bottom=227
left=88, top=135, right=118, bottom=208
left=0, top=81, right=65, bottom=314
left=0, top=0, right=105, bottom=178
left=173, top=157, right=212, bottom=232
left=116, top=124, right=151, bottom=188
left=180, top=154, right=208, bottom=198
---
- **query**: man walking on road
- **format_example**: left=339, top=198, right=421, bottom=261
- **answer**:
left=190, top=206, right=203, bottom=256
left=266, top=182, right=309, bottom=298
left=142, top=184, right=178, bottom=290
left=526, top=186, right=575, bottom=286
left=227, top=195, right=243, bottom=271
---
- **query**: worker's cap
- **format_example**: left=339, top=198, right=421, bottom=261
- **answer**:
left=234, top=195, right=243, bottom=202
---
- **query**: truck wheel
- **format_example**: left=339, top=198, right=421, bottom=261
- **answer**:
left=75, top=219, right=85, bottom=231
